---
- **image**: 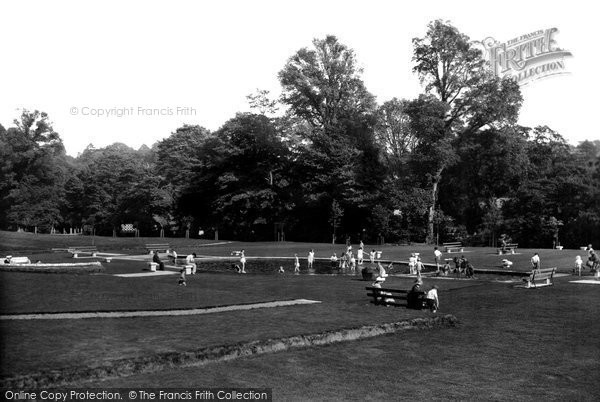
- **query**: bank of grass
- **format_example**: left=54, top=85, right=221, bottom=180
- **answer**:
left=84, top=279, right=600, bottom=401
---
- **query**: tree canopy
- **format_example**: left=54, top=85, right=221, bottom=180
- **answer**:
left=1, top=23, right=598, bottom=248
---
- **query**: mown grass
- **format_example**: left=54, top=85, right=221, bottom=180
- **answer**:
left=1, top=230, right=599, bottom=400
left=84, top=280, right=600, bottom=401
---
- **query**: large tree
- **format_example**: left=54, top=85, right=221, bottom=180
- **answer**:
left=0, top=110, right=67, bottom=231
left=278, top=35, right=383, bottom=241
left=411, top=20, right=523, bottom=243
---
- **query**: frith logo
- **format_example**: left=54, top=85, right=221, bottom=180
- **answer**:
left=476, top=28, right=572, bottom=85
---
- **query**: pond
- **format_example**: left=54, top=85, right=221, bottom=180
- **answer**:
left=195, top=258, right=528, bottom=282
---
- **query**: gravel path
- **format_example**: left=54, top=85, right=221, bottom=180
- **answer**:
left=0, top=299, right=321, bottom=321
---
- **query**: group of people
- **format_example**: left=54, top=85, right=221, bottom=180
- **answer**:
left=151, top=249, right=198, bottom=286
left=574, top=244, right=598, bottom=276
left=370, top=263, right=439, bottom=312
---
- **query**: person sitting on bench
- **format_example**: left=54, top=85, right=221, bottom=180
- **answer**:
left=371, top=276, right=394, bottom=304
left=407, top=278, right=424, bottom=309
left=185, top=252, right=197, bottom=274
left=152, top=251, right=165, bottom=271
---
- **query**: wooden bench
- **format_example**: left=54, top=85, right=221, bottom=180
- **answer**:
left=498, top=243, right=519, bottom=254
left=145, top=244, right=171, bottom=254
left=67, top=246, right=98, bottom=258
left=522, top=267, right=556, bottom=288
left=366, top=287, right=427, bottom=309
left=443, top=242, right=464, bottom=253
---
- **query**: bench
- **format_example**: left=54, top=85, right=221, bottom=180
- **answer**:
left=522, top=267, right=556, bottom=288
left=443, top=242, right=464, bottom=253
left=498, top=243, right=519, bottom=254
left=67, top=246, right=98, bottom=258
left=366, top=287, right=427, bottom=309
left=145, top=244, right=171, bottom=254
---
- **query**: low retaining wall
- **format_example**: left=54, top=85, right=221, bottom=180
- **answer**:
left=0, top=262, right=104, bottom=274
left=1, top=314, right=457, bottom=388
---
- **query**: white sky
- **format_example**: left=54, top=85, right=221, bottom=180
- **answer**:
left=0, top=0, right=597, bottom=156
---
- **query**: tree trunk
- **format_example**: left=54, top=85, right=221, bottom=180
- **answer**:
left=427, top=169, right=443, bottom=244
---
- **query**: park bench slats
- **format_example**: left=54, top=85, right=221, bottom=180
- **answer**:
left=67, top=246, right=98, bottom=258
left=498, top=243, right=519, bottom=254
left=145, top=243, right=171, bottom=253
left=366, top=287, right=427, bottom=309
left=522, top=267, right=556, bottom=288
left=443, top=242, right=464, bottom=253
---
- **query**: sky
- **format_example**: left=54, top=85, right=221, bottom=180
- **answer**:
left=0, top=0, right=597, bottom=156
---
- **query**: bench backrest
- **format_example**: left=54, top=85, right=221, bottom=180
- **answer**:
left=529, top=267, right=556, bottom=280
left=443, top=242, right=461, bottom=246
left=366, top=286, right=409, bottom=297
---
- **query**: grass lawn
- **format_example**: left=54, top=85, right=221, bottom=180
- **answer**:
left=1, top=231, right=599, bottom=400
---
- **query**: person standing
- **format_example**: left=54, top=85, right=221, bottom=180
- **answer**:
left=369, top=249, right=376, bottom=264
left=349, top=252, right=356, bottom=271
left=357, top=247, right=364, bottom=265
left=294, top=253, right=300, bottom=273
left=239, top=249, right=247, bottom=273
left=415, top=257, right=425, bottom=279
left=531, top=253, right=541, bottom=270
left=574, top=255, right=583, bottom=276
left=433, top=247, right=443, bottom=272
left=409, top=253, right=417, bottom=275
left=307, top=249, right=315, bottom=269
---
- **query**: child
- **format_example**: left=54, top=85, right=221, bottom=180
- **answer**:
left=372, top=277, right=394, bottom=304
left=574, top=256, right=583, bottom=276
left=294, top=253, right=300, bottom=273
left=349, top=252, right=356, bottom=271
left=239, top=249, right=247, bottom=273
left=307, top=249, right=315, bottom=269
left=178, top=268, right=186, bottom=286
left=439, top=261, right=450, bottom=276
left=330, top=252, right=338, bottom=269
left=278, top=265, right=285, bottom=274
left=369, top=249, right=376, bottom=264
left=408, top=253, right=417, bottom=275
left=357, top=247, right=364, bottom=265
left=426, top=285, right=439, bottom=313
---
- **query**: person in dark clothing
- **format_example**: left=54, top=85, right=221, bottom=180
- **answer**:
left=152, top=251, right=165, bottom=271
left=407, top=279, right=425, bottom=309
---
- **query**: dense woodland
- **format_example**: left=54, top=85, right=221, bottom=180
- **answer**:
left=1, top=21, right=599, bottom=248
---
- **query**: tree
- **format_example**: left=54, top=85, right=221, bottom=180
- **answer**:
left=410, top=20, right=523, bottom=243
left=246, top=89, right=280, bottom=116
left=374, top=98, right=418, bottom=176
left=0, top=110, right=67, bottom=231
left=181, top=113, right=293, bottom=240
left=278, top=35, right=382, bottom=240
